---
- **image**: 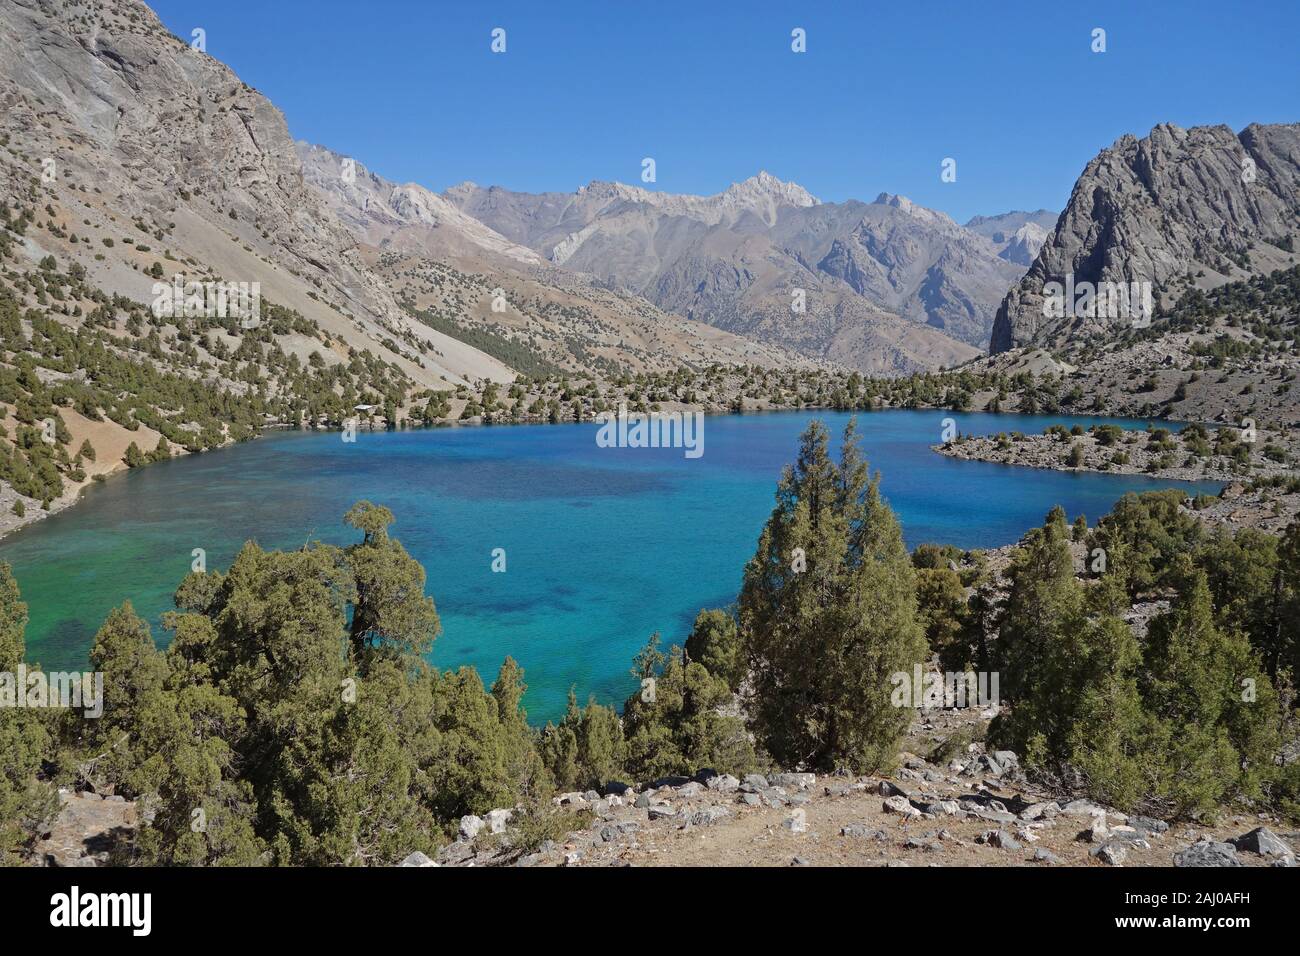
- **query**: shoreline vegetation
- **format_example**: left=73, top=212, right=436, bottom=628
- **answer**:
left=4, top=397, right=1289, bottom=545
left=3, top=418, right=1298, bottom=867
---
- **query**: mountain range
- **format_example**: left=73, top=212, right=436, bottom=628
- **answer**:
left=0, top=0, right=1063, bottom=379
left=3, top=0, right=1296, bottom=386
left=438, top=176, right=1034, bottom=367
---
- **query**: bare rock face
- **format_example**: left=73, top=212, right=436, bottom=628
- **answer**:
left=297, top=143, right=543, bottom=266
left=0, top=0, right=515, bottom=389
left=964, top=210, right=1057, bottom=266
left=0, top=0, right=398, bottom=322
left=813, top=194, right=1028, bottom=347
left=35, top=790, right=137, bottom=867
left=999, top=223, right=1049, bottom=267
left=990, top=122, right=1300, bottom=353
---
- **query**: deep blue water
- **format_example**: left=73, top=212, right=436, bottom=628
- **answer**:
left=0, top=410, right=1221, bottom=722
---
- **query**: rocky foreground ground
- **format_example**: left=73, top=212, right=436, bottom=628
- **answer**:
left=391, top=702, right=1297, bottom=869
left=34, top=704, right=1298, bottom=869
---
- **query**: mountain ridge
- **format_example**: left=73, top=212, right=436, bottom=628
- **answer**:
left=991, top=121, right=1300, bottom=353
left=443, top=175, right=1030, bottom=367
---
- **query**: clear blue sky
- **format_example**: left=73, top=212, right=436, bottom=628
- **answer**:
left=148, top=0, right=1298, bottom=222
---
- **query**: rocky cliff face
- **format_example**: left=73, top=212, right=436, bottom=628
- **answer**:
left=0, top=0, right=390, bottom=312
left=990, top=122, right=1300, bottom=353
left=0, top=0, right=493, bottom=385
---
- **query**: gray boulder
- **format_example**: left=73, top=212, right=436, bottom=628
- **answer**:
left=687, top=807, right=730, bottom=827
left=706, top=773, right=740, bottom=793
left=437, top=841, right=475, bottom=865
left=598, top=822, right=640, bottom=844
left=1059, top=799, right=1106, bottom=817
left=841, top=824, right=887, bottom=840
left=397, top=851, right=438, bottom=867
left=1019, top=801, right=1059, bottom=821
left=977, top=829, right=1020, bottom=850
left=1174, top=839, right=1241, bottom=867
left=883, top=795, right=921, bottom=817
left=1091, top=842, right=1128, bottom=865
left=770, top=772, right=816, bottom=791
left=971, top=806, right=1018, bottom=825
left=1127, top=815, right=1169, bottom=835
left=1229, top=827, right=1295, bottom=865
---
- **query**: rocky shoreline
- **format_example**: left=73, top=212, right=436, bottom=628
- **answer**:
left=933, top=427, right=1296, bottom=484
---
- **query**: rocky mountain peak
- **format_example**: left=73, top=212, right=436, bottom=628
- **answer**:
left=990, top=121, right=1300, bottom=353
left=871, top=192, right=956, bottom=229
left=297, top=143, right=542, bottom=266
left=578, top=179, right=657, bottom=204
left=721, top=171, right=818, bottom=209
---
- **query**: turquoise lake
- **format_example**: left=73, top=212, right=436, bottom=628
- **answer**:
left=0, top=410, right=1221, bottom=723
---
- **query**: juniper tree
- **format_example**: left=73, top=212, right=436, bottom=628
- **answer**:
left=342, top=501, right=439, bottom=667
left=1140, top=563, right=1280, bottom=817
left=993, top=507, right=1082, bottom=718
left=987, top=507, right=1141, bottom=774
left=914, top=564, right=968, bottom=672
left=105, top=513, right=543, bottom=863
left=1061, top=615, right=1152, bottom=811
left=0, top=564, right=58, bottom=864
left=82, top=602, right=170, bottom=792
left=539, top=687, right=625, bottom=792
left=1090, top=490, right=1203, bottom=598
left=738, top=419, right=926, bottom=772
left=683, top=608, right=742, bottom=692
left=1199, top=523, right=1299, bottom=684
left=620, top=632, right=754, bottom=780
left=491, top=656, right=553, bottom=802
